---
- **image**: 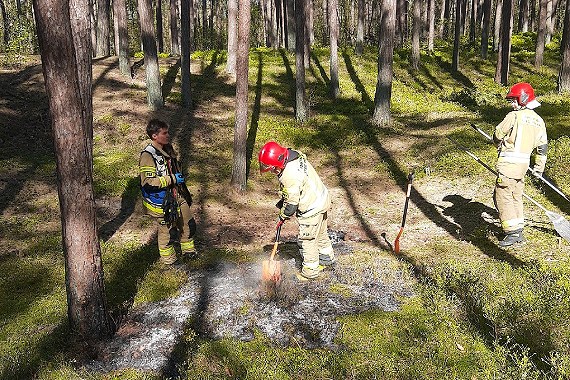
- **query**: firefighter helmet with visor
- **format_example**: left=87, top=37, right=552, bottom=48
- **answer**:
left=259, top=141, right=289, bottom=173
left=506, top=82, right=535, bottom=106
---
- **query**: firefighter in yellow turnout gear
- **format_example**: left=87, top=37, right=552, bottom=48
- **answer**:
left=493, top=82, right=548, bottom=247
left=259, top=141, right=335, bottom=280
left=139, top=119, right=197, bottom=264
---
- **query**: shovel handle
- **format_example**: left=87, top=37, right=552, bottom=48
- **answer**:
left=269, top=222, right=283, bottom=261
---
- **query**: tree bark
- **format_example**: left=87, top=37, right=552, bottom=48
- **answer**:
left=295, top=0, right=308, bottom=121
left=181, top=0, right=192, bottom=107
left=138, top=0, right=164, bottom=110
left=493, top=0, right=502, bottom=51
left=452, top=0, right=462, bottom=71
left=519, top=0, right=529, bottom=31
left=495, top=0, right=513, bottom=85
left=33, top=0, right=111, bottom=342
left=428, top=0, right=435, bottom=51
left=170, top=0, right=181, bottom=55
left=0, top=0, right=9, bottom=45
left=303, top=0, right=311, bottom=67
left=372, top=0, right=396, bottom=126
left=356, top=0, right=364, bottom=54
left=558, top=0, right=570, bottom=92
left=226, top=0, right=237, bottom=74
left=329, top=0, right=339, bottom=98
left=411, top=0, right=421, bottom=69
left=287, top=0, right=295, bottom=50
left=113, top=0, right=131, bottom=76
left=231, top=0, right=250, bottom=191
left=156, top=0, right=164, bottom=52
left=95, top=0, right=111, bottom=56
left=535, top=0, right=547, bottom=68
left=481, top=0, right=491, bottom=58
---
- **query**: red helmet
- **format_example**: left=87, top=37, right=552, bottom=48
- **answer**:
left=506, top=82, right=535, bottom=106
left=259, top=141, right=288, bottom=172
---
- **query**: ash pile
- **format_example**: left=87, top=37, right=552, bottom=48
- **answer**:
left=87, top=231, right=413, bottom=373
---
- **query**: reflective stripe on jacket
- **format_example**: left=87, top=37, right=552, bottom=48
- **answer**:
left=494, top=108, right=547, bottom=179
left=139, top=144, right=173, bottom=216
left=279, top=150, right=331, bottom=219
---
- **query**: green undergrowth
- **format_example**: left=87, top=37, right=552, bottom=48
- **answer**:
left=3, top=33, right=570, bottom=379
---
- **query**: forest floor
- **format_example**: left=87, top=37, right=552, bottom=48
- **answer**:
left=2, top=48, right=570, bottom=379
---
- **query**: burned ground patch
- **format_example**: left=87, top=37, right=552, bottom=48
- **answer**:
left=87, top=235, right=413, bottom=374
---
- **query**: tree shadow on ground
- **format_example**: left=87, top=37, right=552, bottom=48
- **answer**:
left=162, top=58, right=181, bottom=100
left=342, top=51, right=374, bottom=113
left=246, top=52, right=264, bottom=178
left=98, top=177, right=140, bottom=241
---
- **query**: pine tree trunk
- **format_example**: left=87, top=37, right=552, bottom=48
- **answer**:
left=428, top=0, right=435, bottom=51
left=356, top=0, right=364, bottom=54
left=411, top=0, right=421, bottom=70
left=372, top=0, right=396, bottom=126
left=329, top=0, right=339, bottom=98
left=287, top=0, right=295, bottom=50
left=95, top=0, right=111, bottom=56
left=0, top=0, right=9, bottom=45
left=557, top=0, right=570, bottom=92
left=181, top=0, right=192, bottom=107
left=303, top=0, right=311, bottom=67
left=33, top=0, right=111, bottom=343
left=481, top=0, right=491, bottom=58
left=295, top=0, right=308, bottom=121
left=495, top=0, right=513, bottom=84
left=452, top=0, right=462, bottom=71
left=170, top=0, right=181, bottom=55
left=226, top=0, right=237, bottom=74
left=113, top=0, right=131, bottom=75
left=231, top=0, right=250, bottom=191
left=493, top=0, right=502, bottom=51
left=535, top=0, right=547, bottom=68
left=138, top=0, right=164, bottom=110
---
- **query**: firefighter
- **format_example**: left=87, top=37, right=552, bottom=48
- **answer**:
left=139, top=119, right=197, bottom=264
left=259, top=141, right=335, bottom=280
left=493, top=82, right=547, bottom=247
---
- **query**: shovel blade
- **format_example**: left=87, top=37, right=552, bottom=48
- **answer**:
left=547, top=211, right=570, bottom=242
left=262, top=259, right=281, bottom=282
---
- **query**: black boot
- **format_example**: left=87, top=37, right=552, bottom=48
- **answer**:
left=498, top=229, right=524, bottom=247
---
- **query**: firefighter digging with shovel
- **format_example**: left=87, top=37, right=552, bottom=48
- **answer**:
left=259, top=141, right=336, bottom=283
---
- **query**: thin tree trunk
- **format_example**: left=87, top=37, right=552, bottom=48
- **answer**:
left=33, top=0, right=111, bottom=342
left=231, top=0, right=251, bottom=191
left=469, top=0, right=476, bottom=41
left=227, top=0, right=237, bottom=74
left=329, top=0, right=339, bottom=98
left=545, top=0, right=553, bottom=43
left=372, top=0, right=396, bottom=126
left=0, top=0, right=9, bottom=45
left=495, top=0, right=513, bottom=84
left=558, top=0, right=570, bottom=92
left=481, top=0, right=491, bottom=57
left=428, top=0, right=435, bottom=51
left=96, top=0, right=111, bottom=56
left=170, top=0, right=181, bottom=54
left=113, top=0, right=131, bottom=75
left=452, top=0, right=461, bottom=71
left=535, top=0, right=547, bottom=68
left=295, top=0, right=308, bottom=121
left=287, top=0, right=295, bottom=50
left=493, top=0, right=502, bottom=51
left=411, top=0, right=421, bottom=69
left=303, top=0, right=311, bottom=67
left=443, top=0, right=451, bottom=38
left=138, top=0, right=164, bottom=109
left=519, top=0, right=529, bottom=31
left=356, top=0, right=364, bottom=54
left=156, top=0, right=164, bottom=52
left=181, top=0, right=192, bottom=106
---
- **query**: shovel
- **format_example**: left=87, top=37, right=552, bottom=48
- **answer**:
left=470, top=123, right=570, bottom=204
left=262, top=221, right=283, bottom=283
left=450, top=137, right=570, bottom=242
left=394, top=172, right=414, bottom=254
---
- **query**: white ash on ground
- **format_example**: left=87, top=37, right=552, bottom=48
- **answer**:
left=86, top=234, right=413, bottom=374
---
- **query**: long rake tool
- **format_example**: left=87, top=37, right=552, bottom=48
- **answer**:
left=394, top=172, right=414, bottom=254
left=451, top=137, right=570, bottom=242
left=470, top=123, right=570, bottom=204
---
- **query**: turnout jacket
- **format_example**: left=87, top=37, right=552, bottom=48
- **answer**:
left=278, top=149, right=331, bottom=220
left=139, top=143, right=175, bottom=217
left=494, top=108, right=547, bottom=180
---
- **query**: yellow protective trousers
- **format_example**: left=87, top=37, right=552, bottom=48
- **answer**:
left=157, top=198, right=196, bottom=264
left=494, top=173, right=524, bottom=233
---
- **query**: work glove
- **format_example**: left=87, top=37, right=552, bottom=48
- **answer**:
left=275, top=198, right=284, bottom=209
left=174, top=173, right=185, bottom=184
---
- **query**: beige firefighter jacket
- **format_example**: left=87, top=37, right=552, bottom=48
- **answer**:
left=278, top=150, right=331, bottom=221
left=494, top=108, right=547, bottom=180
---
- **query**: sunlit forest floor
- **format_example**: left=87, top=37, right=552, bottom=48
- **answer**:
left=2, top=38, right=570, bottom=379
